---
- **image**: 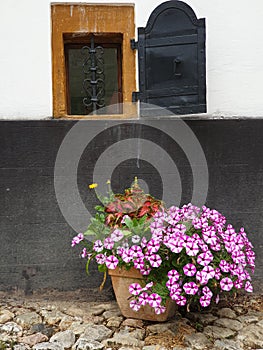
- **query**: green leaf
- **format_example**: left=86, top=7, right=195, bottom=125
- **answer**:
left=124, top=217, right=134, bottom=229
left=94, top=205, right=105, bottom=212
left=84, top=229, right=96, bottom=236
left=98, top=264, right=107, bottom=273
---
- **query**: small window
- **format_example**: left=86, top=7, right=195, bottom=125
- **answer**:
left=64, top=34, right=123, bottom=115
left=51, top=4, right=136, bottom=119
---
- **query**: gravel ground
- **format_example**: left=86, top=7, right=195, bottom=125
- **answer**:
left=0, top=288, right=262, bottom=350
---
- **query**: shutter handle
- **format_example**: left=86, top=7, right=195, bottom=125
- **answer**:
left=173, top=58, right=182, bottom=78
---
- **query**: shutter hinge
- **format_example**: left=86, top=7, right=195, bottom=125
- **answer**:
left=132, top=91, right=140, bottom=102
left=130, top=39, right=138, bottom=50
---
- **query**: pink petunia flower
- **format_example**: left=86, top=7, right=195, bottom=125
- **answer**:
left=140, top=236, right=148, bottom=248
left=185, top=241, right=199, bottom=256
left=220, top=277, right=234, bottom=291
left=175, top=295, right=187, bottom=306
left=196, top=270, right=208, bottom=285
left=148, top=293, right=162, bottom=308
left=143, top=281, right=154, bottom=290
left=197, top=251, right=213, bottom=266
left=121, top=249, right=133, bottom=263
left=81, top=248, right=87, bottom=258
left=166, top=238, right=184, bottom=253
left=111, top=229, right=124, bottom=242
left=147, top=239, right=161, bottom=254
left=129, top=283, right=143, bottom=296
left=166, top=279, right=180, bottom=291
left=214, top=267, right=221, bottom=280
left=121, top=214, right=130, bottom=224
left=167, top=269, right=180, bottom=281
left=130, top=299, right=141, bottom=311
left=176, top=223, right=187, bottom=233
left=148, top=254, right=162, bottom=268
left=104, top=237, right=114, bottom=250
left=234, top=279, right=243, bottom=289
left=130, top=245, right=143, bottom=258
left=105, top=255, right=118, bottom=269
left=219, top=260, right=230, bottom=273
left=202, top=286, right=213, bottom=298
left=133, top=258, right=145, bottom=270
left=202, top=265, right=215, bottom=279
left=202, top=230, right=217, bottom=245
left=183, top=282, right=199, bottom=295
left=140, top=266, right=152, bottom=275
left=154, top=305, right=166, bottom=315
left=200, top=295, right=211, bottom=307
left=132, top=235, right=141, bottom=244
left=245, top=281, right=253, bottom=293
left=71, top=233, right=84, bottom=247
left=183, top=263, right=197, bottom=277
left=138, top=292, right=149, bottom=306
left=95, top=253, right=106, bottom=264
left=93, top=240, right=103, bottom=252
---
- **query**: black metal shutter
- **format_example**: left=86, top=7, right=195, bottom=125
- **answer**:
left=134, top=0, right=206, bottom=115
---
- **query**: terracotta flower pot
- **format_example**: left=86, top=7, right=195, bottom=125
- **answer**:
left=108, top=267, right=177, bottom=322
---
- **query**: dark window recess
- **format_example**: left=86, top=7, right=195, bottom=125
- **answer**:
left=65, top=34, right=123, bottom=115
left=132, top=0, right=206, bottom=115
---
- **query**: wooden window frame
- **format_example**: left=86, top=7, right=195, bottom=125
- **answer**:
left=51, top=3, right=136, bottom=119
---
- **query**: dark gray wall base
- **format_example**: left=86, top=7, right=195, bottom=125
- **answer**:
left=0, top=119, right=262, bottom=293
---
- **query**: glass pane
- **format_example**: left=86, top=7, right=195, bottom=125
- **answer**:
left=67, top=46, right=121, bottom=115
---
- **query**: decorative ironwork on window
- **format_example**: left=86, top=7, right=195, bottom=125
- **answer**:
left=65, top=34, right=123, bottom=115
left=82, top=35, right=105, bottom=113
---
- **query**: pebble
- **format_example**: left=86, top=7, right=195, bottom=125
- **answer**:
left=15, top=312, right=42, bottom=328
left=0, top=310, right=15, bottom=323
left=0, top=293, right=262, bottom=349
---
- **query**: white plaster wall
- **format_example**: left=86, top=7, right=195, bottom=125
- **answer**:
left=0, top=0, right=263, bottom=119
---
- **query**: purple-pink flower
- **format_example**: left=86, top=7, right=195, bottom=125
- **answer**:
left=148, top=293, right=162, bottom=308
left=81, top=248, right=87, bottom=258
left=183, top=282, right=199, bottom=295
left=220, top=277, right=233, bottom=291
left=185, top=241, right=199, bottom=256
left=104, top=237, right=114, bottom=250
left=167, top=269, right=180, bottom=281
left=129, top=283, right=143, bottom=296
left=105, top=255, right=118, bottom=269
left=95, top=253, right=106, bottom=264
left=148, top=254, right=162, bottom=268
left=202, top=265, right=215, bottom=279
left=183, top=263, right=197, bottom=277
left=111, top=229, right=124, bottom=242
left=197, top=251, right=213, bottom=266
left=147, top=239, right=161, bottom=254
left=200, top=295, right=211, bottom=307
left=245, top=281, right=253, bottom=293
left=154, top=305, right=166, bottom=314
left=219, top=260, right=230, bottom=273
left=93, top=240, right=103, bottom=252
left=71, top=233, right=84, bottom=247
left=175, top=295, right=187, bottom=306
left=130, top=299, right=141, bottom=311
left=138, top=292, right=149, bottom=306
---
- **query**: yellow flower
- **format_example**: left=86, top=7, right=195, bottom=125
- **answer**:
left=89, top=183, right=98, bottom=189
left=106, top=180, right=111, bottom=184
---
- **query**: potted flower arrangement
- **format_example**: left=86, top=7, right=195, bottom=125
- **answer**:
left=72, top=179, right=255, bottom=321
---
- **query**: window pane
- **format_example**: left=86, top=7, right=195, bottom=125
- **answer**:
left=67, top=46, right=121, bottom=115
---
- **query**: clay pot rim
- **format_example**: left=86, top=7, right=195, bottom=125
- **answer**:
left=108, top=266, right=144, bottom=279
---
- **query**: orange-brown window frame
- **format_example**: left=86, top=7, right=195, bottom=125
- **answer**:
left=51, top=3, right=136, bottom=119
